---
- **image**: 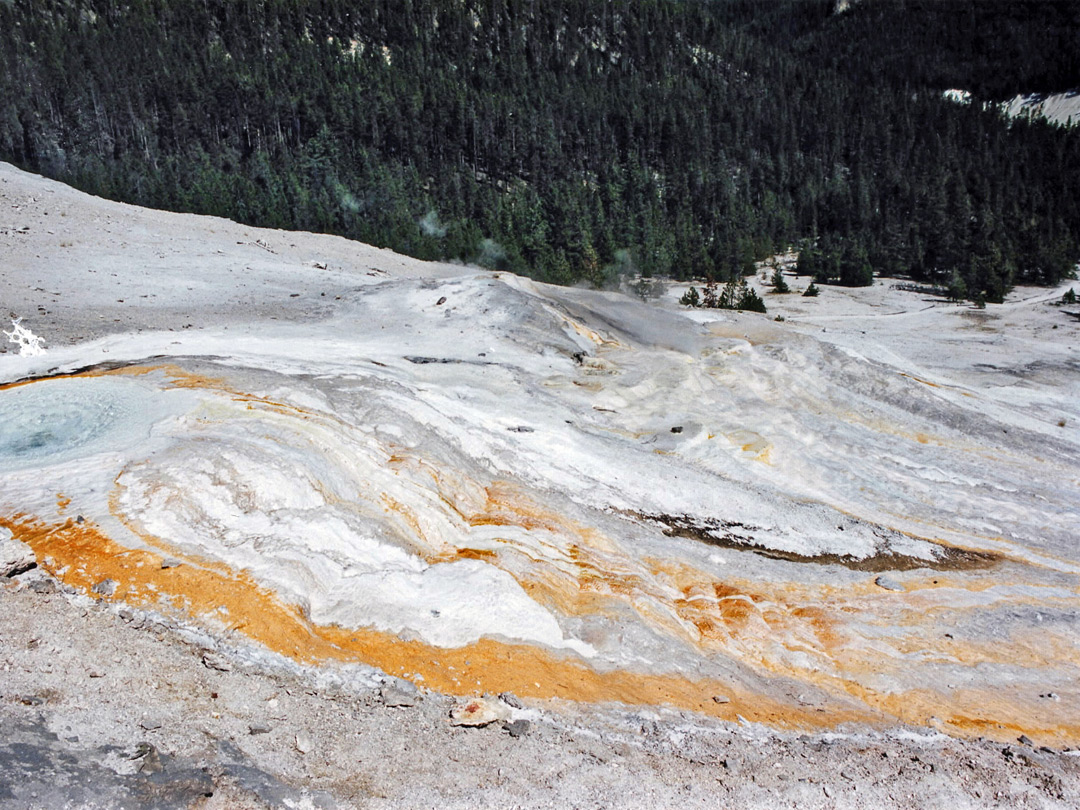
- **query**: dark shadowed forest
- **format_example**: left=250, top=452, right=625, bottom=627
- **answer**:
left=1, top=0, right=1078, bottom=302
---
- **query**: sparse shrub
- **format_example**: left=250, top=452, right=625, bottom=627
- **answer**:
left=719, top=278, right=740, bottom=309
left=736, top=284, right=767, bottom=313
left=632, top=276, right=664, bottom=301
left=683, top=277, right=766, bottom=313
left=803, top=282, right=820, bottom=297
left=680, top=286, right=701, bottom=307
left=947, top=272, right=968, bottom=303
left=701, top=277, right=719, bottom=308
left=771, top=267, right=790, bottom=294
left=1063, top=288, right=1078, bottom=305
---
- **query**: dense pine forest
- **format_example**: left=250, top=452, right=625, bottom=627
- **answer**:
left=1, top=0, right=1078, bottom=302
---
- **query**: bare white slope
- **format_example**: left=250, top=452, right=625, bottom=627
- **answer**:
left=1001, top=90, right=1080, bottom=127
left=944, top=87, right=1080, bottom=127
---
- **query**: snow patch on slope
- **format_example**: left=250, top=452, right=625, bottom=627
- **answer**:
left=1001, top=90, right=1080, bottom=127
left=944, top=87, right=1080, bottom=127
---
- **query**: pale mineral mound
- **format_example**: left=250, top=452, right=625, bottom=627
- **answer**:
left=2, top=162, right=1080, bottom=808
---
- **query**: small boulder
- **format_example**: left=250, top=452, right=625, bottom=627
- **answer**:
left=295, top=733, right=314, bottom=754
left=379, top=685, right=418, bottom=708
left=0, top=536, right=36, bottom=577
left=874, top=575, right=904, bottom=592
left=449, top=697, right=511, bottom=727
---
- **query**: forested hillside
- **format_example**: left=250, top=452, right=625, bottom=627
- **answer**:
left=1, top=0, right=1078, bottom=301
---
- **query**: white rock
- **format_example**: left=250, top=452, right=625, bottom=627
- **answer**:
left=0, top=536, right=36, bottom=578
left=449, top=697, right=511, bottom=727
left=874, top=575, right=904, bottom=592
left=295, top=733, right=314, bottom=754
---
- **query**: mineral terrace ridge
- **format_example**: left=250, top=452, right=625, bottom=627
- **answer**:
left=1, top=162, right=1079, bottom=809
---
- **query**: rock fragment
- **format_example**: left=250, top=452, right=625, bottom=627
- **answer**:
left=498, top=692, right=524, bottom=709
left=249, top=723, right=271, bottom=735
left=295, top=733, right=314, bottom=754
left=29, top=578, right=57, bottom=594
left=503, top=719, right=531, bottom=738
left=0, top=536, right=36, bottom=577
left=91, top=578, right=117, bottom=597
left=130, top=742, right=162, bottom=774
left=379, top=685, right=418, bottom=708
left=874, top=575, right=904, bottom=592
left=201, top=651, right=233, bottom=672
left=449, top=697, right=511, bottom=727
left=712, top=695, right=731, bottom=704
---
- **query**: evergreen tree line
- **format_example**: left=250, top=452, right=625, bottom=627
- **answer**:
left=0, top=0, right=1077, bottom=302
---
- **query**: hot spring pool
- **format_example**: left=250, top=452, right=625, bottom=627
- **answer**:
left=0, top=375, right=189, bottom=471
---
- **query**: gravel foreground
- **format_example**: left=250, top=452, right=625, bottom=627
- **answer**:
left=3, top=568, right=1080, bottom=810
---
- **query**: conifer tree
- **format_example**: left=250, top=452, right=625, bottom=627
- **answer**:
left=771, top=266, right=790, bottom=293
